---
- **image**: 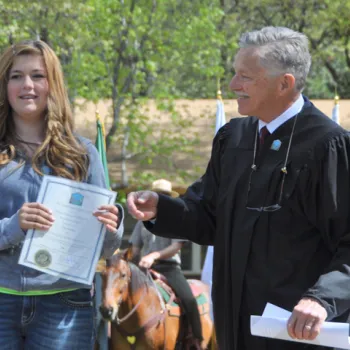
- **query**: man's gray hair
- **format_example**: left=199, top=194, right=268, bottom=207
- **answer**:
left=239, top=26, right=311, bottom=91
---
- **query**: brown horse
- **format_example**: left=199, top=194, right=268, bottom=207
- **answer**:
left=99, top=248, right=213, bottom=350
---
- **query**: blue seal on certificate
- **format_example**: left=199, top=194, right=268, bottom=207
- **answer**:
left=34, top=249, right=52, bottom=268
left=69, top=192, right=84, bottom=206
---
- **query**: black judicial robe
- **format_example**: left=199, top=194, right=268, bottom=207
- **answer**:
left=148, top=97, right=350, bottom=350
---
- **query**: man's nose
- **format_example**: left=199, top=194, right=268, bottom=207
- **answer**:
left=229, top=75, right=240, bottom=91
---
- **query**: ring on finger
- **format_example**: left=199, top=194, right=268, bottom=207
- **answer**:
left=304, top=320, right=315, bottom=330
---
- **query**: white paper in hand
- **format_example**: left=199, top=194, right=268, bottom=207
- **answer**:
left=250, top=303, right=350, bottom=349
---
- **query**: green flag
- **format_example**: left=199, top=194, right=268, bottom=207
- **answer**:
left=95, top=112, right=110, bottom=188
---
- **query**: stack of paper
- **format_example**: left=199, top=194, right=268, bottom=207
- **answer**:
left=250, top=303, right=350, bottom=349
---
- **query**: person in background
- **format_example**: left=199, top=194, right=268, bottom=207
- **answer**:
left=127, top=26, right=350, bottom=350
left=129, top=179, right=203, bottom=349
left=201, top=246, right=213, bottom=321
left=0, top=40, right=124, bottom=349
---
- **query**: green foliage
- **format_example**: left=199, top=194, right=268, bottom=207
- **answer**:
left=228, top=0, right=350, bottom=98
left=0, top=0, right=93, bottom=103
left=1, top=0, right=349, bottom=100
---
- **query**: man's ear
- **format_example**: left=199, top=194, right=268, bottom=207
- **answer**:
left=280, top=73, right=295, bottom=94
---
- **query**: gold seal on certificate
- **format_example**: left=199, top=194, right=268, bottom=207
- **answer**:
left=34, top=249, right=52, bottom=268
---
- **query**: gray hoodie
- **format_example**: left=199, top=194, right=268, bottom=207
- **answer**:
left=0, top=136, right=124, bottom=292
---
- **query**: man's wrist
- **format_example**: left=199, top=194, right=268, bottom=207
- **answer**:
left=152, top=252, right=161, bottom=260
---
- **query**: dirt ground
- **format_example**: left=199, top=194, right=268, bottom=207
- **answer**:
left=73, top=99, right=350, bottom=190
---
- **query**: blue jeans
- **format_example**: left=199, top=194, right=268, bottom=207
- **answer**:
left=0, top=289, right=95, bottom=350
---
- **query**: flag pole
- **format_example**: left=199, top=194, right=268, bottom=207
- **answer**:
left=94, top=109, right=110, bottom=350
left=214, top=82, right=226, bottom=135
left=95, top=109, right=111, bottom=188
left=96, top=109, right=108, bottom=151
left=217, top=77, right=221, bottom=99
left=331, top=87, right=340, bottom=125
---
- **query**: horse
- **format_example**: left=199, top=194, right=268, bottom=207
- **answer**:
left=98, top=248, right=213, bottom=350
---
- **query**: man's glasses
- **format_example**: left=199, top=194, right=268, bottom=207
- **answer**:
left=245, top=167, right=287, bottom=212
left=245, top=113, right=298, bottom=212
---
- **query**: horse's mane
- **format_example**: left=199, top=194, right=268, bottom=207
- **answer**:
left=128, top=261, right=154, bottom=292
left=110, top=251, right=155, bottom=292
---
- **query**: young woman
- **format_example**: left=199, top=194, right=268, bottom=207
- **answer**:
left=0, top=40, right=123, bottom=349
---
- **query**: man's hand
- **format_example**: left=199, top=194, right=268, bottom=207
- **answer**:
left=139, top=252, right=159, bottom=269
left=127, top=191, right=159, bottom=221
left=287, top=298, right=327, bottom=340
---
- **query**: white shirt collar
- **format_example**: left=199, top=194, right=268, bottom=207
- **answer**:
left=259, top=94, right=304, bottom=134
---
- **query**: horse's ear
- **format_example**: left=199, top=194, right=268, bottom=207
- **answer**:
left=96, top=258, right=106, bottom=273
left=123, top=246, right=133, bottom=262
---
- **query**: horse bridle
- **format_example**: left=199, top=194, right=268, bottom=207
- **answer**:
left=112, top=269, right=171, bottom=350
left=114, top=278, right=147, bottom=325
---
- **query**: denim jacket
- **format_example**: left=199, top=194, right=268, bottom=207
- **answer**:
left=0, top=136, right=124, bottom=292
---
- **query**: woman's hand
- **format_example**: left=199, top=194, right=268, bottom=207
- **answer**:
left=93, top=205, right=119, bottom=233
left=18, top=202, right=55, bottom=231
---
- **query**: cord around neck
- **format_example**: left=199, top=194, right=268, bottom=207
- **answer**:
left=251, top=114, right=298, bottom=172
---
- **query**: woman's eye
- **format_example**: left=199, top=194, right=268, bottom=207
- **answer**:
left=9, top=74, right=21, bottom=80
left=121, top=273, right=126, bottom=278
left=32, top=74, right=46, bottom=79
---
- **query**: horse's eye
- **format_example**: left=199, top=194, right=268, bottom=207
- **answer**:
left=121, top=273, right=126, bottom=278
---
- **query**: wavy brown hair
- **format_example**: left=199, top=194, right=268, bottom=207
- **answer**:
left=0, top=40, right=88, bottom=181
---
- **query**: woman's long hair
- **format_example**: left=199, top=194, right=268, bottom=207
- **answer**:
left=0, top=40, right=88, bottom=181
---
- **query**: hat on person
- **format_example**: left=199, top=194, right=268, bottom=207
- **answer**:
left=151, top=179, right=179, bottom=198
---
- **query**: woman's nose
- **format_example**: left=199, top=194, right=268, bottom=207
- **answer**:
left=22, top=75, right=34, bottom=89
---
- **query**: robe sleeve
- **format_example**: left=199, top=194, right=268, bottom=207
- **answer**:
left=300, top=131, right=350, bottom=320
left=145, top=123, right=230, bottom=246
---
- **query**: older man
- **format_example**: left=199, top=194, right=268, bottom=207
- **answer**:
left=127, top=26, right=350, bottom=350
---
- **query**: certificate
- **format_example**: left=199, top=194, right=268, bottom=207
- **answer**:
left=18, top=175, right=117, bottom=285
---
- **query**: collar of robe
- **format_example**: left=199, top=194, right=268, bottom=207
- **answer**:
left=251, top=113, right=298, bottom=174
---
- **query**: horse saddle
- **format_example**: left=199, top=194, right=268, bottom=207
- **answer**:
left=149, top=269, right=210, bottom=318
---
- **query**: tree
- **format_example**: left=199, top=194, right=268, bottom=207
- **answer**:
left=225, top=0, right=350, bottom=97
left=76, top=0, right=225, bottom=187
left=0, top=0, right=93, bottom=104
